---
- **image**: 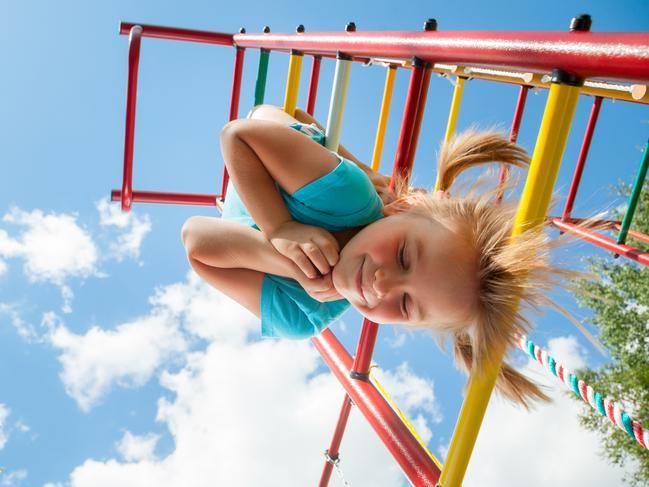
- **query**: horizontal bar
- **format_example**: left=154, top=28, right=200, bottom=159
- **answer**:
left=234, top=31, right=649, bottom=83
left=311, top=329, right=441, bottom=486
left=119, top=21, right=234, bottom=45
left=435, top=65, right=649, bottom=105
left=551, top=218, right=649, bottom=266
left=117, top=22, right=373, bottom=64
left=111, top=189, right=219, bottom=206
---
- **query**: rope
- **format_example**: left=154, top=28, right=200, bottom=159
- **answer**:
left=517, top=335, right=648, bottom=450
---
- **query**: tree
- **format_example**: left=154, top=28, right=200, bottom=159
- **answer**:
left=571, top=179, right=649, bottom=486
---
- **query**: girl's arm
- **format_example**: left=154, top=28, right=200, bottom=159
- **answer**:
left=220, top=118, right=343, bottom=278
left=293, top=108, right=395, bottom=205
left=182, top=217, right=342, bottom=306
left=293, top=108, right=374, bottom=174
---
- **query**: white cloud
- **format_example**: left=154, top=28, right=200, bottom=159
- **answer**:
left=463, top=335, right=633, bottom=486
left=46, top=311, right=187, bottom=412
left=0, top=303, right=38, bottom=342
left=372, top=361, right=442, bottom=444
left=0, top=258, right=6, bottom=276
left=0, top=470, right=27, bottom=487
left=14, top=421, right=29, bottom=434
left=96, top=198, right=151, bottom=262
left=0, top=404, right=9, bottom=450
left=0, top=207, right=98, bottom=285
left=52, top=273, right=442, bottom=487
left=116, top=432, right=160, bottom=462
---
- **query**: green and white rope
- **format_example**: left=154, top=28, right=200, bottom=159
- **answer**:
left=517, top=335, right=648, bottom=450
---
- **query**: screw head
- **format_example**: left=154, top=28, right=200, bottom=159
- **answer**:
left=424, top=18, right=437, bottom=31
left=296, top=24, right=305, bottom=33
left=570, top=14, right=592, bottom=32
left=263, top=25, right=270, bottom=33
left=345, top=22, right=356, bottom=32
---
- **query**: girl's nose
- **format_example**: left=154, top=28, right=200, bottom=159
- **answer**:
left=373, top=268, right=401, bottom=298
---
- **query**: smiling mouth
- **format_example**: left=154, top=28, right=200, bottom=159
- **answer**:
left=356, top=256, right=366, bottom=305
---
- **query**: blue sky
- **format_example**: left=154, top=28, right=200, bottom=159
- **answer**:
left=0, top=0, right=647, bottom=486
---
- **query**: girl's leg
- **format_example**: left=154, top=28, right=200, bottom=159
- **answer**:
left=247, top=104, right=300, bottom=125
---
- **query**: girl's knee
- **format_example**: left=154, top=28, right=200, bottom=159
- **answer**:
left=181, top=216, right=201, bottom=248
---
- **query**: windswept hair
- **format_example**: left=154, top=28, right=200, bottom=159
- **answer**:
left=390, top=128, right=597, bottom=409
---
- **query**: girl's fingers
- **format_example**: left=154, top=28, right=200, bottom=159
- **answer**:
left=293, top=251, right=318, bottom=279
left=312, top=236, right=339, bottom=266
left=301, top=243, right=330, bottom=275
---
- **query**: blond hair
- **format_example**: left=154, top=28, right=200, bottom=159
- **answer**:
left=390, top=128, right=593, bottom=408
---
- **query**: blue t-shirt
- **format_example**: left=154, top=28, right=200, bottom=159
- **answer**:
left=221, top=122, right=384, bottom=339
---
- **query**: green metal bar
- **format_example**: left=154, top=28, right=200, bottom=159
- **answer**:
left=617, top=139, right=649, bottom=245
left=254, top=49, right=270, bottom=106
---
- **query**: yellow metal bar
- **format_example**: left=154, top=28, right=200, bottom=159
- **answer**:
left=435, top=76, right=466, bottom=191
left=444, top=76, right=466, bottom=143
left=283, top=51, right=303, bottom=116
left=431, top=64, right=649, bottom=105
left=439, top=79, right=581, bottom=487
left=371, top=65, right=397, bottom=171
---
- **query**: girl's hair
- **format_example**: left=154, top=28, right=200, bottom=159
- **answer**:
left=390, top=127, right=594, bottom=409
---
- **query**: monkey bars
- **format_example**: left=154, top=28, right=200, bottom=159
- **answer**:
left=111, top=17, right=649, bottom=487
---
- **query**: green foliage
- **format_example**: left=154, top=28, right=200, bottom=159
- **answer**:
left=571, top=180, right=649, bottom=486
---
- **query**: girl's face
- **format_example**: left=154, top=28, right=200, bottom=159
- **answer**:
left=332, top=212, right=477, bottom=326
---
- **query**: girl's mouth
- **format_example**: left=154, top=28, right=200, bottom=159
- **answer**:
left=356, top=256, right=366, bottom=305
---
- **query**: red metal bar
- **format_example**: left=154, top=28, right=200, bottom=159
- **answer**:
left=406, top=65, right=433, bottom=169
left=111, top=189, right=218, bottom=206
left=312, top=329, right=441, bottom=486
left=551, top=218, right=649, bottom=266
left=234, top=31, right=649, bottom=83
left=390, top=59, right=427, bottom=190
left=496, top=85, right=529, bottom=203
left=119, top=22, right=233, bottom=46
left=561, top=96, right=604, bottom=220
left=120, top=25, right=142, bottom=212
left=317, top=395, right=353, bottom=487
left=306, top=56, right=322, bottom=116
left=221, top=46, right=246, bottom=200
left=351, top=319, right=380, bottom=375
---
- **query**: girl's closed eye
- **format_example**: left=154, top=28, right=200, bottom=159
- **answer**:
left=399, top=242, right=409, bottom=318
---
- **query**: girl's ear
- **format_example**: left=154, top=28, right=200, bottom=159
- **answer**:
left=383, top=199, right=412, bottom=216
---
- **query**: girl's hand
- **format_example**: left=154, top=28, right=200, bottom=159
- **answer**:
left=294, top=270, right=343, bottom=302
left=267, top=220, right=340, bottom=279
left=367, top=171, right=397, bottom=206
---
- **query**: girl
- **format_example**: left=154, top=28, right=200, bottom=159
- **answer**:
left=182, top=104, right=572, bottom=408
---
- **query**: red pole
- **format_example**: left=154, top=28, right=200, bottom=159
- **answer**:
left=551, top=218, right=649, bottom=266
left=221, top=46, right=246, bottom=201
left=234, top=30, right=649, bottom=83
left=406, top=64, right=433, bottom=170
left=119, top=22, right=233, bottom=46
left=306, top=56, right=322, bottom=116
left=390, top=60, right=427, bottom=190
left=111, top=189, right=217, bottom=206
left=317, top=395, right=353, bottom=487
left=312, top=329, right=441, bottom=486
left=561, top=96, right=603, bottom=221
left=496, top=85, right=529, bottom=203
left=120, top=25, right=143, bottom=212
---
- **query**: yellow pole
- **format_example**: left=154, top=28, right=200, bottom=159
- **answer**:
left=435, top=76, right=466, bottom=191
left=439, top=72, right=582, bottom=487
left=371, top=65, right=397, bottom=171
left=283, top=50, right=303, bottom=116
left=444, top=76, right=466, bottom=143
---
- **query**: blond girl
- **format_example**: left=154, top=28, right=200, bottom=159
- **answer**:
left=182, top=104, right=569, bottom=407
